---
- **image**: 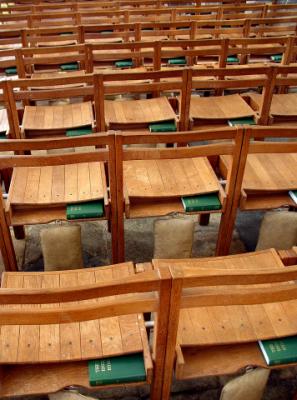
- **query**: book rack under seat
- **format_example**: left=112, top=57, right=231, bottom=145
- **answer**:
left=6, top=161, right=109, bottom=225
left=219, top=153, right=297, bottom=210
left=154, top=247, right=297, bottom=399
left=0, top=263, right=154, bottom=397
left=123, top=157, right=226, bottom=218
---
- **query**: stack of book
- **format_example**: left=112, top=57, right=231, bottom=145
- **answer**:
left=228, top=117, right=255, bottom=126
left=288, top=190, right=297, bottom=205
left=60, top=62, right=79, bottom=71
left=88, top=353, right=146, bottom=386
left=115, top=59, right=133, bottom=68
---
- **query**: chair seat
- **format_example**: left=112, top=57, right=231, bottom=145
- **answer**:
left=8, top=162, right=107, bottom=207
left=22, top=102, right=94, bottom=131
left=105, top=97, right=176, bottom=126
left=124, top=157, right=220, bottom=198
left=0, top=263, right=144, bottom=364
left=248, top=93, right=297, bottom=117
left=190, top=93, right=255, bottom=120
left=173, top=249, right=293, bottom=348
left=220, top=153, right=297, bottom=192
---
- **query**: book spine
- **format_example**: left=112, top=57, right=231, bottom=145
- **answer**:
left=67, top=212, right=102, bottom=219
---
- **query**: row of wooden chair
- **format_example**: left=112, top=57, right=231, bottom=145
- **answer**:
left=2, top=2, right=293, bottom=20
left=0, top=126, right=296, bottom=272
left=1, top=65, right=297, bottom=141
left=0, top=245, right=296, bottom=399
left=1, top=9, right=296, bottom=34
left=1, top=36, right=295, bottom=79
left=1, top=17, right=297, bottom=51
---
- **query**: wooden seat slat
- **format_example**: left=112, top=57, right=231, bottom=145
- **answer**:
left=124, top=157, right=220, bottom=199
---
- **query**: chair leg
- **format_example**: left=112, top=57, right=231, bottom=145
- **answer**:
left=216, top=207, right=237, bottom=256
left=199, top=213, right=210, bottom=226
left=13, top=225, right=25, bottom=240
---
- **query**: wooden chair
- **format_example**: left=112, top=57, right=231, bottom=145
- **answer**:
left=21, top=26, right=82, bottom=48
left=81, top=22, right=135, bottom=44
left=0, top=261, right=171, bottom=400
left=15, top=44, right=87, bottom=78
left=219, top=126, right=297, bottom=249
left=265, top=3, right=297, bottom=19
left=249, top=16, right=297, bottom=38
left=227, top=36, right=293, bottom=67
left=0, top=48, right=18, bottom=77
left=187, top=65, right=273, bottom=130
left=86, top=41, right=156, bottom=72
left=248, top=65, right=297, bottom=125
left=155, top=247, right=297, bottom=400
left=0, top=14, right=29, bottom=31
left=0, top=29, right=23, bottom=50
left=156, top=38, right=227, bottom=70
left=220, top=126, right=297, bottom=213
left=94, top=69, right=189, bottom=132
left=138, top=21, right=193, bottom=42
left=0, top=133, right=118, bottom=271
left=189, top=19, right=251, bottom=40
left=28, top=11, right=79, bottom=28
left=220, top=3, right=266, bottom=20
left=114, top=127, right=244, bottom=261
left=7, top=73, right=96, bottom=139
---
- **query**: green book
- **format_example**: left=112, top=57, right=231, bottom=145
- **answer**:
left=168, top=57, right=186, bottom=65
left=115, top=59, right=133, bottom=68
left=181, top=193, right=221, bottom=212
left=228, top=117, right=255, bottom=126
left=227, top=56, right=239, bottom=63
left=66, top=126, right=92, bottom=137
left=5, top=67, right=17, bottom=75
left=149, top=120, right=176, bottom=132
left=66, top=200, right=104, bottom=220
left=88, top=353, right=146, bottom=386
left=271, top=54, right=282, bottom=63
left=288, top=190, right=297, bottom=205
left=259, top=336, right=297, bottom=366
left=60, top=62, right=79, bottom=71
left=60, top=32, right=72, bottom=36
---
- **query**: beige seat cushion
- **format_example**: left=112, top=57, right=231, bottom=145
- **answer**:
left=256, top=211, right=297, bottom=251
left=40, top=225, right=84, bottom=271
left=220, top=368, right=270, bottom=400
left=153, top=216, right=194, bottom=259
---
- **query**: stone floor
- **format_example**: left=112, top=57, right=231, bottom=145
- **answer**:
left=2, top=211, right=297, bottom=400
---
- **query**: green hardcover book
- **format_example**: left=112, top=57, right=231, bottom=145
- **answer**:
left=227, top=56, right=239, bottom=63
left=271, top=54, right=282, bottom=63
left=259, top=336, right=297, bottom=366
left=181, top=193, right=221, bottom=212
left=115, top=59, right=133, bottom=68
left=288, top=190, right=297, bottom=205
left=228, top=117, right=256, bottom=126
left=88, top=353, right=146, bottom=386
left=60, top=62, right=79, bottom=71
left=168, top=57, right=186, bottom=65
left=5, top=67, right=17, bottom=75
left=149, top=120, right=176, bottom=132
left=66, top=200, right=104, bottom=220
left=66, top=126, right=93, bottom=137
